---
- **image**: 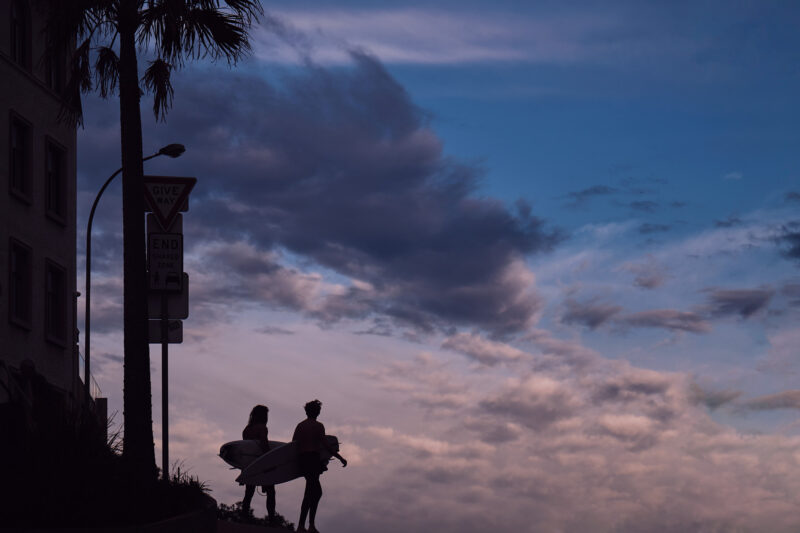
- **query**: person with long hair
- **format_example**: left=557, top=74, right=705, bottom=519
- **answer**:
left=242, top=404, right=277, bottom=522
left=292, top=399, right=346, bottom=533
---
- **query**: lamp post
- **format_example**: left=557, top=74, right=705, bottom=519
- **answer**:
left=84, top=143, right=185, bottom=406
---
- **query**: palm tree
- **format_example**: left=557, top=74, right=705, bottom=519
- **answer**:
left=39, top=0, right=262, bottom=481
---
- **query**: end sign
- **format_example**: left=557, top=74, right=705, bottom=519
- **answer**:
left=148, top=233, right=183, bottom=291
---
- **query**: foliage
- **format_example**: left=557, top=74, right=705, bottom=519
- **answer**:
left=38, top=0, right=264, bottom=125
left=218, top=501, right=296, bottom=530
left=0, top=400, right=212, bottom=528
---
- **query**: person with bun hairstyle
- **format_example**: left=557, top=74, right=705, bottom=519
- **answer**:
left=241, top=404, right=277, bottom=522
left=292, top=399, right=346, bottom=533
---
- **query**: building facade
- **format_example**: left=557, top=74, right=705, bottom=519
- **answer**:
left=0, top=0, right=80, bottom=403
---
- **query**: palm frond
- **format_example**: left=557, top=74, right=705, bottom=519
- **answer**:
left=139, top=0, right=260, bottom=66
left=55, top=38, right=92, bottom=126
left=142, top=58, right=174, bottom=121
left=222, top=0, right=263, bottom=24
left=95, top=46, right=120, bottom=98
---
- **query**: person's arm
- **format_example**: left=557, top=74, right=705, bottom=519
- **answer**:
left=260, top=425, right=270, bottom=451
left=331, top=450, right=347, bottom=467
left=320, top=424, right=347, bottom=467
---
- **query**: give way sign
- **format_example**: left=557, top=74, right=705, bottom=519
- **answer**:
left=143, top=175, right=197, bottom=229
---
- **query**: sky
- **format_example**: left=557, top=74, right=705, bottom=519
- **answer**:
left=78, top=1, right=800, bottom=531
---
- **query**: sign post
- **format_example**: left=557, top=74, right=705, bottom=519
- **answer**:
left=144, top=176, right=195, bottom=481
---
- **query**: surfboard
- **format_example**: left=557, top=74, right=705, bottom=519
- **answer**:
left=219, top=439, right=286, bottom=470
left=236, top=435, right=339, bottom=486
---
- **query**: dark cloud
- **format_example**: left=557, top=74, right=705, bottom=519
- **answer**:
left=670, top=201, right=687, bottom=208
left=560, top=298, right=622, bottom=329
left=256, top=325, right=294, bottom=335
left=785, top=191, right=800, bottom=203
left=618, top=309, right=711, bottom=333
left=782, top=283, right=800, bottom=306
left=629, top=201, right=659, bottom=213
left=703, top=288, right=773, bottom=318
left=638, top=222, right=670, bottom=234
left=620, top=258, right=668, bottom=289
left=563, top=185, right=618, bottom=206
left=714, top=216, right=743, bottom=228
left=689, top=383, right=742, bottom=410
left=777, top=223, right=800, bottom=261
left=593, top=372, right=671, bottom=403
left=80, top=53, right=560, bottom=337
left=741, top=390, right=800, bottom=411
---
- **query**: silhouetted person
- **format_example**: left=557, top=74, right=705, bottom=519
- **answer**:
left=293, top=399, right=346, bottom=533
left=241, top=404, right=277, bottom=522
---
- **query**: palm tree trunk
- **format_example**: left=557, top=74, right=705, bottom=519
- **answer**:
left=118, top=0, right=156, bottom=480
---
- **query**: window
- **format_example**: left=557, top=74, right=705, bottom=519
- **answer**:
left=45, top=37, right=65, bottom=93
left=9, top=115, right=31, bottom=201
left=9, top=239, right=32, bottom=329
left=10, top=0, right=31, bottom=70
left=45, top=139, right=66, bottom=222
left=45, top=260, right=67, bottom=345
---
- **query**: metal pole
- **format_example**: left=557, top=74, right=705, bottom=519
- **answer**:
left=84, top=151, right=164, bottom=407
left=161, top=292, right=169, bottom=481
left=85, top=166, right=123, bottom=407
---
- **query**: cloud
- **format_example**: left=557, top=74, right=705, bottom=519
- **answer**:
left=560, top=298, right=622, bottom=329
left=689, top=383, right=742, bottom=410
left=563, top=185, right=618, bottom=206
left=629, top=201, right=659, bottom=213
left=524, top=328, right=601, bottom=367
left=756, top=328, right=800, bottom=374
left=80, top=53, right=559, bottom=337
left=724, top=171, right=743, bottom=180
left=702, top=287, right=774, bottom=318
left=618, top=309, right=712, bottom=333
left=441, top=332, right=528, bottom=366
left=777, top=222, right=800, bottom=260
left=362, top=352, right=471, bottom=414
left=741, top=390, right=800, bottom=411
left=256, top=325, right=294, bottom=335
left=619, top=256, right=669, bottom=289
left=252, top=8, right=646, bottom=66
left=638, top=222, right=670, bottom=234
left=479, top=375, right=579, bottom=430
left=783, top=283, right=800, bottom=306
left=354, top=344, right=800, bottom=532
left=786, top=191, right=800, bottom=203
left=714, top=216, right=743, bottom=228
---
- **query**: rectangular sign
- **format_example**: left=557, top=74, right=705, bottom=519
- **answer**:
left=148, top=273, right=189, bottom=319
left=148, top=233, right=183, bottom=291
left=148, top=319, right=183, bottom=344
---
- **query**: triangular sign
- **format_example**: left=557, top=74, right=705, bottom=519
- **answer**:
left=143, top=176, right=197, bottom=229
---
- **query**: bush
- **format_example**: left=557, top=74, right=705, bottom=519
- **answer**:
left=217, top=501, right=295, bottom=530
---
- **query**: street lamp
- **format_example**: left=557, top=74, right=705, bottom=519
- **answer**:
left=84, top=143, right=185, bottom=405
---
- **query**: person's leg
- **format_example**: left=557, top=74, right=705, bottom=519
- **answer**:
left=242, top=484, right=255, bottom=517
left=264, top=484, right=276, bottom=521
left=308, top=476, right=322, bottom=532
left=298, top=476, right=312, bottom=531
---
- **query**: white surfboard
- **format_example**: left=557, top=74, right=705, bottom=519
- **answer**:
left=236, top=435, right=339, bottom=486
left=219, top=439, right=286, bottom=470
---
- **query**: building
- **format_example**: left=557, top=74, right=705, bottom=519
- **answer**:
left=0, top=0, right=81, bottom=408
